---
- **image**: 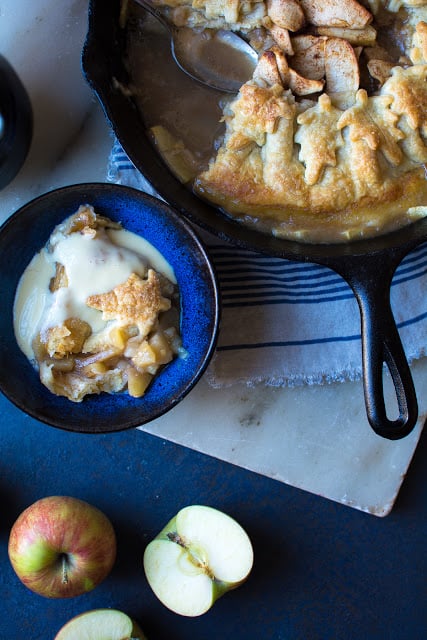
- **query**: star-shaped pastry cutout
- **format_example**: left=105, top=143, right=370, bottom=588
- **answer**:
left=86, top=270, right=171, bottom=338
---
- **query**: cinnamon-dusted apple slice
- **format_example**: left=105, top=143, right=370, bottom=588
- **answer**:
left=253, top=49, right=283, bottom=85
left=291, top=35, right=327, bottom=80
left=267, top=0, right=305, bottom=31
left=367, top=59, right=397, bottom=85
left=287, top=69, right=324, bottom=95
left=291, top=34, right=321, bottom=52
left=299, top=0, right=372, bottom=28
left=364, top=44, right=394, bottom=64
left=268, top=24, right=294, bottom=55
left=363, top=44, right=397, bottom=82
left=325, top=37, right=360, bottom=100
left=255, top=47, right=324, bottom=95
left=316, top=24, right=377, bottom=46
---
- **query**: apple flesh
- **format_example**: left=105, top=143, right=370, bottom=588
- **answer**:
left=54, top=609, right=147, bottom=640
left=143, top=505, right=253, bottom=616
left=8, top=496, right=116, bottom=598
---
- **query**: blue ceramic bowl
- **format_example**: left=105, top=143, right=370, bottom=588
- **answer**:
left=0, top=183, right=220, bottom=433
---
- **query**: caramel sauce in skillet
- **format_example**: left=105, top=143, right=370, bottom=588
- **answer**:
left=126, top=13, right=227, bottom=167
left=173, top=27, right=256, bottom=89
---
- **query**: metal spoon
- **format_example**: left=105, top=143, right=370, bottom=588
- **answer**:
left=133, top=0, right=258, bottom=93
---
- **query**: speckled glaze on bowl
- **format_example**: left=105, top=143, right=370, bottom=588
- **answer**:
left=0, top=183, right=220, bottom=433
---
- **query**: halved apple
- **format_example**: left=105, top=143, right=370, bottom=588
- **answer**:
left=54, top=609, right=147, bottom=640
left=143, top=505, right=254, bottom=617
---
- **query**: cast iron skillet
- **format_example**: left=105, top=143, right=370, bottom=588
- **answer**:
left=82, top=0, right=427, bottom=440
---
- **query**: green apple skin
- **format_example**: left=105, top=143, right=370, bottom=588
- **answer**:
left=54, top=609, right=147, bottom=640
left=143, top=505, right=254, bottom=617
left=8, top=496, right=117, bottom=598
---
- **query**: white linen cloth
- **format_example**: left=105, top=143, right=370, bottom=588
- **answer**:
left=107, top=140, right=427, bottom=388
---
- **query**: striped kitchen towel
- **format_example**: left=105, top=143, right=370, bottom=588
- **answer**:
left=108, top=140, right=427, bottom=387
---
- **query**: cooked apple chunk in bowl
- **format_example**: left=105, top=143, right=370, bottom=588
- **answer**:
left=0, top=184, right=219, bottom=432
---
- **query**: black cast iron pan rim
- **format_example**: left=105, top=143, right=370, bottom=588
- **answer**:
left=82, top=0, right=427, bottom=440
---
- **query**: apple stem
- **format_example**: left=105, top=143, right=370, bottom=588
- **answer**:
left=61, top=554, right=68, bottom=584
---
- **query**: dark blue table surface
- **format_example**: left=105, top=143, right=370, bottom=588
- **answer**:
left=1, top=391, right=426, bottom=640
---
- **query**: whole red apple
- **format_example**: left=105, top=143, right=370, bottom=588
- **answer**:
left=8, top=495, right=117, bottom=598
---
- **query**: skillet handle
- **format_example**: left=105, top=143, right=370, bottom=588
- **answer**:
left=336, top=253, right=418, bottom=440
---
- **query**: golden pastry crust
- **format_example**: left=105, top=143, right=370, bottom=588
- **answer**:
left=42, top=318, right=92, bottom=359
left=195, top=75, right=426, bottom=240
left=86, top=271, right=171, bottom=337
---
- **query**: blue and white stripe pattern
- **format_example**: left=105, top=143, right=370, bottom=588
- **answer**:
left=213, top=249, right=353, bottom=307
left=108, top=140, right=427, bottom=387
